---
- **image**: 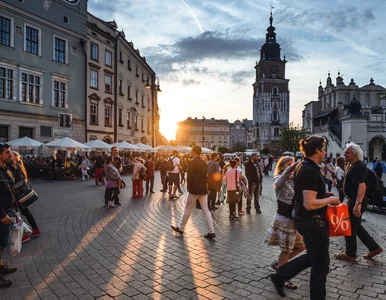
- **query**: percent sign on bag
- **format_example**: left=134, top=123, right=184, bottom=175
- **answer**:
left=326, top=204, right=352, bottom=237
left=330, top=213, right=350, bottom=232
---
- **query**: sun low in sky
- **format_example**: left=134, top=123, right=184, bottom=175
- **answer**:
left=89, top=0, right=386, bottom=142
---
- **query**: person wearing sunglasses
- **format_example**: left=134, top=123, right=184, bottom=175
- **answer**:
left=0, top=142, right=18, bottom=288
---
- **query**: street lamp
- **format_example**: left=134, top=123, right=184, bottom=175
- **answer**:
left=144, top=75, right=162, bottom=147
left=202, top=115, right=205, bottom=147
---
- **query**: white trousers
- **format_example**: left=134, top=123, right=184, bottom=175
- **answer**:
left=179, top=193, right=215, bottom=234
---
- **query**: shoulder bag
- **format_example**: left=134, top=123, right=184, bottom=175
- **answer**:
left=17, top=182, right=39, bottom=209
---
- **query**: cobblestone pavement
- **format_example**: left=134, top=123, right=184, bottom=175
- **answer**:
left=2, top=171, right=386, bottom=300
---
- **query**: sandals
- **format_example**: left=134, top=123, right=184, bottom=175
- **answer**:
left=284, top=281, right=297, bottom=290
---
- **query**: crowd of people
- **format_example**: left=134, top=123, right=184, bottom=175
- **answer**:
left=0, top=138, right=385, bottom=297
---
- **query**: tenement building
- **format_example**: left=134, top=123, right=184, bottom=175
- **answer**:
left=252, top=12, right=290, bottom=151
left=302, top=73, right=386, bottom=160
left=229, top=119, right=253, bottom=149
left=86, top=13, right=160, bottom=146
left=176, top=117, right=230, bottom=149
left=116, top=31, right=158, bottom=146
left=0, top=0, right=87, bottom=142
left=86, top=13, right=116, bottom=144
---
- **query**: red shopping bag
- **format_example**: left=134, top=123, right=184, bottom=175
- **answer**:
left=326, top=203, right=352, bottom=237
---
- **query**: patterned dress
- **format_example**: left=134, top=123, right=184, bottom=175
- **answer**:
left=264, top=169, right=304, bottom=253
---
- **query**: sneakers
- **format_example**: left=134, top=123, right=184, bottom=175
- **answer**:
left=169, top=194, right=178, bottom=200
left=0, top=265, right=17, bottom=275
left=246, top=209, right=251, bottom=214
left=171, top=226, right=184, bottom=235
left=30, top=229, right=41, bottom=238
left=335, top=252, right=356, bottom=262
left=229, top=215, right=239, bottom=220
left=0, top=275, right=12, bottom=289
left=256, top=209, right=262, bottom=214
left=238, top=210, right=245, bottom=215
left=22, top=234, right=30, bottom=243
left=204, top=233, right=216, bottom=239
left=363, top=247, right=383, bottom=259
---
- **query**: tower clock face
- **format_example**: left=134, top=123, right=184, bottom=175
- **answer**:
left=270, top=65, right=278, bottom=74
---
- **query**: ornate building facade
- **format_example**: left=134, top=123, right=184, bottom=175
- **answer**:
left=86, top=13, right=160, bottom=146
left=252, top=13, right=290, bottom=151
left=176, top=117, right=230, bottom=148
left=0, top=0, right=87, bottom=142
left=303, top=73, right=386, bottom=160
left=229, top=119, right=253, bottom=149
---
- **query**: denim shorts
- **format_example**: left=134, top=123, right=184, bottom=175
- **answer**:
left=0, top=222, right=12, bottom=249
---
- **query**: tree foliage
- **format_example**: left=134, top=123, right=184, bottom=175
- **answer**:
left=278, top=123, right=310, bottom=153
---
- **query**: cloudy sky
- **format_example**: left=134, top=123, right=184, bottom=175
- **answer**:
left=89, top=0, right=386, bottom=141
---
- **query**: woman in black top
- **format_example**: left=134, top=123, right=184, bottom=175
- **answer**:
left=9, top=151, right=40, bottom=240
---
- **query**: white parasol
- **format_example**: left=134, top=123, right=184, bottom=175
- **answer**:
left=135, top=143, right=155, bottom=151
left=6, top=136, right=43, bottom=149
left=112, top=141, right=140, bottom=151
left=155, top=145, right=177, bottom=152
left=84, top=139, right=112, bottom=151
left=44, top=137, right=91, bottom=151
left=201, top=147, right=212, bottom=154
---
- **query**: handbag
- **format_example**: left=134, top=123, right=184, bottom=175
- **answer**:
left=326, top=203, right=352, bottom=237
left=17, top=182, right=39, bottom=209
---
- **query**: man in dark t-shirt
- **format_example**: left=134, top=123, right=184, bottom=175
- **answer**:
left=94, top=152, right=105, bottom=185
left=335, top=143, right=383, bottom=261
left=271, top=136, right=339, bottom=300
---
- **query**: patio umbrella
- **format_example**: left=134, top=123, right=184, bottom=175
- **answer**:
left=44, top=137, right=91, bottom=151
left=155, top=145, right=177, bottom=152
left=201, top=147, right=212, bottom=154
left=175, top=146, right=192, bottom=153
left=135, top=143, right=155, bottom=151
left=84, top=139, right=112, bottom=151
left=7, top=136, right=43, bottom=149
left=112, top=141, right=140, bottom=151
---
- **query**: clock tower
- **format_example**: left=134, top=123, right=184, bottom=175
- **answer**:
left=252, top=12, right=290, bottom=153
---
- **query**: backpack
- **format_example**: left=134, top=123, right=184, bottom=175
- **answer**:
left=366, top=168, right=384, bottom=205
left=374, top=162, right=382, bottom=174
left=167, top=157, right=175, bottom=172
left=139, top=167, right=147, bottom=180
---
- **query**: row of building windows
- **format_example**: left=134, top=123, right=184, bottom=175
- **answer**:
left=0, top=16, right=69, bottom=64
left=89, top=43, right=150, bottom=83
left=89, top=69, right=151, bottom=109
left=0, top=65, right=68, bottom=108
left=89, top=102, right=150, bottom=133
left=182, top=126, right=230, bottom=132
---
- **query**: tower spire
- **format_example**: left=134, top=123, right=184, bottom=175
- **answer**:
left=270, top=5, right=274, bottom=26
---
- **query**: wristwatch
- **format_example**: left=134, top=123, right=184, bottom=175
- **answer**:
left=355, top=201, right=362, bottom=205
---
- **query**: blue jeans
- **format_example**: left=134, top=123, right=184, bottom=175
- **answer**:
left=275, top=219, right=330, bottom=300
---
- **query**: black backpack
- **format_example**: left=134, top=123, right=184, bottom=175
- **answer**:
left=366, top=168, right=384, bottom=205
left=167, top=157, right=175, bottom=171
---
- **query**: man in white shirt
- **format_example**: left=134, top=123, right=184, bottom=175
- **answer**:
left=168, top=150, right=181, bottom=200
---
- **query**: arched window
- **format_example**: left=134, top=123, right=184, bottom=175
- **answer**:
left=272, top=86, right=279, bottom=96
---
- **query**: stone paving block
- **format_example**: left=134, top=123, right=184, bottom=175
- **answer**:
left=4, top=175, right=386, bottom=299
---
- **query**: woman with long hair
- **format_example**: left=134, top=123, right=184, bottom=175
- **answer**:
left=222, top=160, right=240, bottom=220
left=9, top=151, right=40, bottom=241
left=264, top=156, right=305, bottom=290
